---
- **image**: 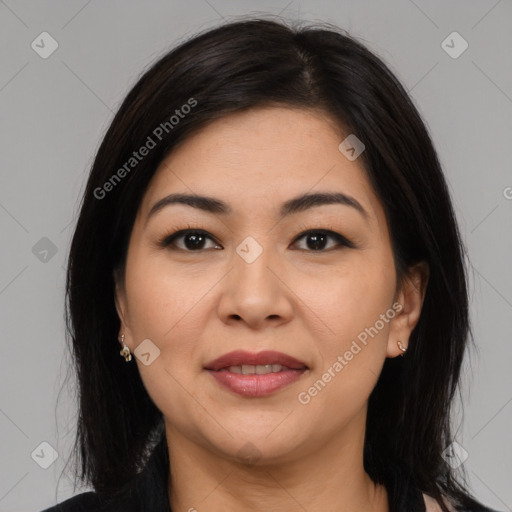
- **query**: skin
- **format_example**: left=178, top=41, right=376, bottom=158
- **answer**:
left=114, top=106, right=429, bottom=512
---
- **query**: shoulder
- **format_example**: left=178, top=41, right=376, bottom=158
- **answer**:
left=39, top=490, right=136, bottom=512
left=39, top=492, right=101, bottom=512
left=422, top=492, right=503, bottom=512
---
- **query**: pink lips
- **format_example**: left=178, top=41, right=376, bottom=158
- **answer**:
left=204, top=350, right=308, bottom=398
left=204, top=350, right=308, bottom=371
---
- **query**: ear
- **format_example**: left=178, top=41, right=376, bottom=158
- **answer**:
left=113, top=267, right=133, bottom=349
left=386, top=261, right=429, bottom=358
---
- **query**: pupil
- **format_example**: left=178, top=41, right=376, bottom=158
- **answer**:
left=307, top=233, right=326, bottom=250
left=185, top=233, right=205, bottom=250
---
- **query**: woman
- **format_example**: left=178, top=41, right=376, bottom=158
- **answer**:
left=41, top=17, right=501, bottom=512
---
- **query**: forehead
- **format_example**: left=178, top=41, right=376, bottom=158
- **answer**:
left=140, top=107, right=383, bottom=226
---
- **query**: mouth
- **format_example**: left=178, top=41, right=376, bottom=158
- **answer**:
left=204, top=350, right=309, bottom=398
left=204, top=350, right=308, bottom=372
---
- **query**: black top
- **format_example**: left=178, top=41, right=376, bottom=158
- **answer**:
left=39, top=430, right=501, bottom=512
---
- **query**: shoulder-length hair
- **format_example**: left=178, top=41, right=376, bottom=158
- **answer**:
left=64, top=16, right=481, bottom=512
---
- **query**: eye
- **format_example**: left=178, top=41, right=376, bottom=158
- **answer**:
left=291, top=229, right=355, bottom=251
left=159, top=228, right=221, bottom=251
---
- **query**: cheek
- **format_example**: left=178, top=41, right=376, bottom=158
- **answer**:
left=125, top=251, right=209, bottom=341
left=123, top=252, right=221, bottom=418
left=302, top=255, right=395, bottom=396
left=297, top=289, right=393, bottom=421
left=123, top=258, right=208, bottom=427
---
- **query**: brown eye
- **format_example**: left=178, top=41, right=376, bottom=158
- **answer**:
left=292, top=230, right=355, bottom=251
left=160, top=230, right=222, bottom=251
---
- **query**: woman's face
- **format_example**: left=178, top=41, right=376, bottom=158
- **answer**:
left=114, top=106, right=426, bottom=466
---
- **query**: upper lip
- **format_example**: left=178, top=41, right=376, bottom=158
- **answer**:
left=204, top=350, right=308, bottom=371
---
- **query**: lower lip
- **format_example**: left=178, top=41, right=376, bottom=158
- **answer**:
left=205, top=368, right=307, bottom=398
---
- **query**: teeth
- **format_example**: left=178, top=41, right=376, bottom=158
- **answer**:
left=255, top=364, right=273, bottom=375
left=227, top=364, right=285, bottom=375
left=242, top=364, right=255, bottom=374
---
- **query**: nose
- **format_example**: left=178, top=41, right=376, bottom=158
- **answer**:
left=216, top=244, right=294, bottom=330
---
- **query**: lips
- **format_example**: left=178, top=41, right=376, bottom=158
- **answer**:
left=204, top=350, right=308, bottom=372
left=204, top=350, right=309, bottom=398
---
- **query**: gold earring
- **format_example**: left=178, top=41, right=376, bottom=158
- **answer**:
left=397, top=340, right=407, bottom=356
left=119, top=333, right=132, bottom=362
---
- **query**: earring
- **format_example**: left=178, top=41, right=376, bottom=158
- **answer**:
left=397, top=340, right=407, bottom=356
left=119, top=333, right=132, bottom=362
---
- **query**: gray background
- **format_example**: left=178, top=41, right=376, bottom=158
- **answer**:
left=0, top=1, right=511, bottom=511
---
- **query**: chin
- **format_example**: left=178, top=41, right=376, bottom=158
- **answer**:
left=206, top=430, right=307, bottom=467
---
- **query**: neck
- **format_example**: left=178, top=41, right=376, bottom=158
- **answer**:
left=165, top=407, right=389, bottom=512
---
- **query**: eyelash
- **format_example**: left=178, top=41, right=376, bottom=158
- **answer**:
left=157, top=223, right=356, bottom=252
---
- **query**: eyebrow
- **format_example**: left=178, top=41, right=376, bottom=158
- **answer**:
left=145, top=191, right=369, bottom=226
